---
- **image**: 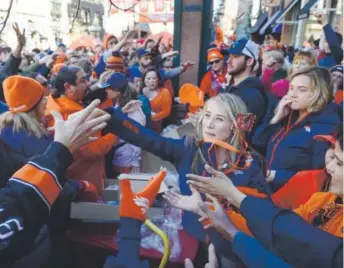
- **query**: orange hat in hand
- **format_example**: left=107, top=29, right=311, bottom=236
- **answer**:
left=119, top=168, right=167, bottom=222
left=179, top=83, right=204, bottom=108
left=3, top=75, right=44, bottom=113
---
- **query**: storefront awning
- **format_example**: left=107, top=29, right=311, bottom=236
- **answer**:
left=297, top=0, right=319, bottom=20
left=259, top=0, right=300, bottom=35
left=248, top=12, right=268, bottom=34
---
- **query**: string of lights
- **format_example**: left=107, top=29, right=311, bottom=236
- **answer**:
left=0, top=0, right=14, bottom=36
left=69, top=0, right=81, bottom=33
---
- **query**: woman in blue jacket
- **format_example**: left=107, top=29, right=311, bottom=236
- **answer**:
left=104, top=93, right=270, bottom=243
left=0, top=75, right=52, bottom=158
left=253, top=67, right=340, bottom=192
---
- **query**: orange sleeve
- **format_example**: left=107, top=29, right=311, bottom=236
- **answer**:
left=151, top=89, right=172, bottom=121
left=272, top=170, right=325, bottom=210
left=293, top=202, right=309, bottom=221
left=76, top=133, right=117, bottom=160
left=227, top=209, right=253, bottom=236
left=335, top=90, right=343, bottom=104
left=200, top=72, right=211, bottom=95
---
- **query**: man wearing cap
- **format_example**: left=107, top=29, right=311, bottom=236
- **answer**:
left=45, top=66, right=117, bottom=193
left=127, top=47, right=195, bottom=86
left=99, top=72, right=147, bottom=174
left=330, top=65, right=343, bottom=105
left=200, top=48, right=227, bottom=98
left=225, top=38, right=267, bottom=131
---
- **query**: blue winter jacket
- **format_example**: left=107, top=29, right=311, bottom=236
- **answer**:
left=0, top=127, right=52, bottom=158
left=239, top=196, right=343, bottom=268
left=253, top=103, right=341, bottom=192
left=104, top=108, right=271, bottom=241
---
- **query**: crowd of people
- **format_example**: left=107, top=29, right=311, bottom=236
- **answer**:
left=0, top=12, right=342, bottom=268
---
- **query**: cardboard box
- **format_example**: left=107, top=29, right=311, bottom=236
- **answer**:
left=70, top=202, right=163, bottom=221
left=70, top=175, right=168, bottom=221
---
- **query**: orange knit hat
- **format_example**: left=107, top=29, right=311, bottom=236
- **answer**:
left=106, top=53, right=124, bottom=73
left=3, top=75, right=44, bottom=113
left=207, top=48, right=224, bottom=62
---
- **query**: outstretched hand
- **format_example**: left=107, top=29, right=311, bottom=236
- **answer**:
left=198, top=194, right=238, bottom=242
left=186, top=165, right=234, bottom=198
left=163, top=186, right=204, bottom=216
left=13, top=23, right=26, bottom=48
left=181, top=61, right=196, bottom=72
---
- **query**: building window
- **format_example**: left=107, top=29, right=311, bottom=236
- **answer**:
left=80, top=9, right=91, bottom=25
left=51, top=1, right=61, bottom=22
left=94, top=13, right=102, bottom=26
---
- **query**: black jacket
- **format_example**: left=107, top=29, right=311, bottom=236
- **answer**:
left=226, top=77, right=268, bottom=131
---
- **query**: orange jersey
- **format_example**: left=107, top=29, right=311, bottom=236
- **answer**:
left=45, top=96, right=117, bottom=193
left=200, top=70, right=227, bottom=97
left=294, top=192, right=343, bottom=238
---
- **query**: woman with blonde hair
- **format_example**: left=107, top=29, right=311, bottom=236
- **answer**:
left=253, top=66, right=340, bottom=193
left=0, top=75, right=52, bottom=157
left=103, top=92, right=270, bottom=243
left=262, top=50, right=317, bottom=98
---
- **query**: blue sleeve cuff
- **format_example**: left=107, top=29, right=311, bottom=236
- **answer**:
left=232, top=232, right=293, bottom=268
left=239, top=196, right=281, bottom=250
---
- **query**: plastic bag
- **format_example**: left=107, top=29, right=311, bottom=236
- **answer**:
left=140, top=203, right=183, bottom=261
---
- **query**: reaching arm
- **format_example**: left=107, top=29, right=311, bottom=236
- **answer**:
left=240, top=196, right=343, bottom=268
left=103, top=108, right=184, bottom=164
left=0, top=142, right=73, bottom=265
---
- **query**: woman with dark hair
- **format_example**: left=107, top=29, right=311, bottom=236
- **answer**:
left=140, top=68, right=172, bottom=132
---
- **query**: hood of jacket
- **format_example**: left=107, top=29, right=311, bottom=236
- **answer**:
left=45, top=95, right=84, bottom=126
left=103, top=34, right=117, bottom=50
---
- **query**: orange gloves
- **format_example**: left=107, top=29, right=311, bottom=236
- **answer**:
left=119, top=169, right=167, bottom=222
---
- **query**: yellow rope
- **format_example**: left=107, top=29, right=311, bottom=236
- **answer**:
left=144, top=219, right=170, bottom=268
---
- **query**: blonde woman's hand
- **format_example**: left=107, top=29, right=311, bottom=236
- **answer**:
left=186, top=165, right=234, bottom=199
left=270, top=95, right=292, bottom=124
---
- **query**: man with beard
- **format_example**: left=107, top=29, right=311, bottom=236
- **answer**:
left=127, top=48, right=195, bottom=88
left=225, top=38, right=267, bottom=131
